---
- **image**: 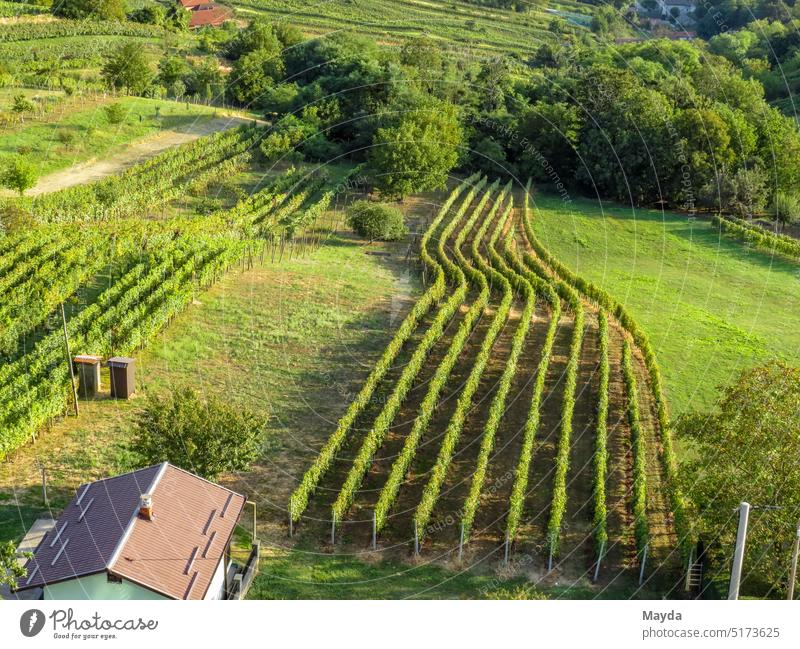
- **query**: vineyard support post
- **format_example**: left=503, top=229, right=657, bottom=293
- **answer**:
left=593, top=540, right=605, bottom=583
left=289, top=508, right=293, bottom=538
left=639, top=544, right=649, bottom=586
left=788, top=522, right=800, bottom=600
left=331, top=512, right=336, bottom=546
left=41, top=466, right=48, bottom=507
left=414, top=521, right=419, bottom=556
left=728, top=502, right=750, bottom=600
left=503, top=532, right=510, bottom=565
left=458, top=523, right=464, bottom=562
left=61, top=302, right=79, bottom=417
left=548, top=547, right=553, bottom=573
left=372, top=511, right=377, bottom=551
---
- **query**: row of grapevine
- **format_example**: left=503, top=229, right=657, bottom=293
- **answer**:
left=0, top=19, right=167, bottom=42
left=287, top=175, right=479, bottom=523
left=374, top=176, right=494, bottom=532
left=592, top=309, right=610, bottom=560
left=712, top=214, right=800, bottom=261
left=522, top=180, right=691, bottom=558
left=622, top=340, right=649, bottom=560
left=330, top=177, right=488, bottom=525
left=27, top=125, right=260, bottom=223
left=460, top=194, right=531, bottom=542
left=412, top=183, right=513, bottom=540
left=502, top=214, right=562, bottom=548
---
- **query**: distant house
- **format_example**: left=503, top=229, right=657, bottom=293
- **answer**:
left=179, top=0, right=233, bottom=29
left=14, top=463, right=250, bottom=600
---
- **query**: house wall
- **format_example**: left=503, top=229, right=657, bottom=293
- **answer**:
left=43, top=573, right=167, bottom=600
left=204, top=557, right=226, bottom=600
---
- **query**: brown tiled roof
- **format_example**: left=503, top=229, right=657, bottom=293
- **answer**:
left=18, top=463, right=245, bottom=600
left=110, top=465, right=245, bottom=599
left=180, top=0, right=206, bottom=7
left=189, top=5, right=233, bottom=28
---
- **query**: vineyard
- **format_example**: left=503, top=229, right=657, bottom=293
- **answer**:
left=0, top=124, right=348, bottom=460
left=232, top=0, right=593, bottom=54
left=287, top=176, right=688, bottom=587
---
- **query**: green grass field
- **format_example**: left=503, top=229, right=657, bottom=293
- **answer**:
left=0, top=95, right=219, bottom=177
left=531, top=194, right=800, bottom=415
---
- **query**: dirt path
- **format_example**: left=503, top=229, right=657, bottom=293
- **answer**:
left=26, top=116, right=249, bottom=196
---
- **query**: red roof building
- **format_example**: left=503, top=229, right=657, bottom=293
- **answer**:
left=186, top=2, right=233, bottom=29
left=15, top=463, right=247, bottom=600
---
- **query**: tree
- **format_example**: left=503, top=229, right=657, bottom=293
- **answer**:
left=678, top=362, right=800, bottom=598
left=53, top=0, right=126, bottom=21
left=130, top=386, right=265, bottom=481
left=1, top=541, right=28, bottom=591
left=369, top=101, right=463, bottom=199
left=10, top=94, right=34, bottom=123
left=101, top=42, right=153, bottom=95
left=128, top=4, right=164, bottom=25
left=346, top=200, right=408, bottom=241
left=1, top=156, right=37, bottom=196
left=771, top=190, right=800, bottom=225
left=229, top=47, right=285, bottom=105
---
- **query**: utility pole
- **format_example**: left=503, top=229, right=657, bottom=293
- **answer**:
left=788, top=522, right=800, bottom=601
left=61, top=302, right=79, bottom=417
left=728, top=501, right=751, bottom=600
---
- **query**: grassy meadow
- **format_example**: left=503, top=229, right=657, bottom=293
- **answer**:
left=530, top=193, right=800, bottom=415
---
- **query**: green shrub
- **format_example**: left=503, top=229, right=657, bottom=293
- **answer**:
left=103, top=102, right=126, bottom=124
left=130, top=385, right=265, bottom=481
left=346, top=200, right=407, bottom=241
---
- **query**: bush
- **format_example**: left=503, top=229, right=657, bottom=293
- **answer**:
left=346, top=200, right=407, bottom=241
left=130, top=386, right=265, bottom=481
left=103, top=102, right=126, bottom=124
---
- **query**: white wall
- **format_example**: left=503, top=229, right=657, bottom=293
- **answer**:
left=204, top=557, right=226, bottom=600
left=43, top=573, right=167, bottom=600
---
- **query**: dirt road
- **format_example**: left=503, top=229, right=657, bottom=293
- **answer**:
left=25, top=116, right=250, bottom=196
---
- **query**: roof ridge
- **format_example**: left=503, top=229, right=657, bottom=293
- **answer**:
left=74, top=463, right=164, bottom=492
left=107, top=462, right=168, bottom=572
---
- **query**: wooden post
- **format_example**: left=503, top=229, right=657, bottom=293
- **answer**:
left=414, top=521, right=419, bottom=556
left=331, top=512, right=336, bottom=546
left=548, top=547, right=554, bottom=573
left=288, top=507, right=293, bottom=538
left=458, top=522, right=464, bottom=562
left=372, top=511, right=377, bottom=551
left=61, top=303, right=79, bottom=416
left=503, top=532, right=510, bottom=565
left=788, top=522, right=800, bottom=600
left=639, top=544, right=649, bottom=586
left=593, top=540, right=605, bottom=583
left=41, top=466, right=48, bottom=507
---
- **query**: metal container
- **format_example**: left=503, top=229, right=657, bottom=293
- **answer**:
left=107, top=357, right=135, bottom=399
left=73, top=355, right=102, bottom=399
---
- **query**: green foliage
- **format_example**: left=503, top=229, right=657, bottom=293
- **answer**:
left=679, top=362, right=800, bottom=597
left=345, top=200, right=407, bottom=242
left=52, top=0, right=126, bottom=21
left=101, top=42, right=153, bottom=95
left=131, top=385, right=265, bottom=481
left=713, top=213, right=800, bottom=261
left=103, top=102, right=126, bottom=124
left=1, top=156, right=37, bottom=196
left=0, top=540, right=28, bottom=589
left=771, top=190, right=800, bottom=225
left=369, top=101, right=462, bottom=199
left=622, top=340, right=649, bottom=560
left=592, top=309, right=610, bottom=558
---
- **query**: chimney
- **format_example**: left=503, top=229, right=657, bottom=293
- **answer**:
left=139, top=494, right=153, bottom=521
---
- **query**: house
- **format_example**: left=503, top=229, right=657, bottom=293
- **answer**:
left=13, top=463, right=250, bottom=600
left=179, top=0, right=233, bottom=29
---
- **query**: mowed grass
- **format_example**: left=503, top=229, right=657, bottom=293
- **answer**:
left=530, top=194, right=800, bottom=415
left=0, top=95, right=218, bottom=177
